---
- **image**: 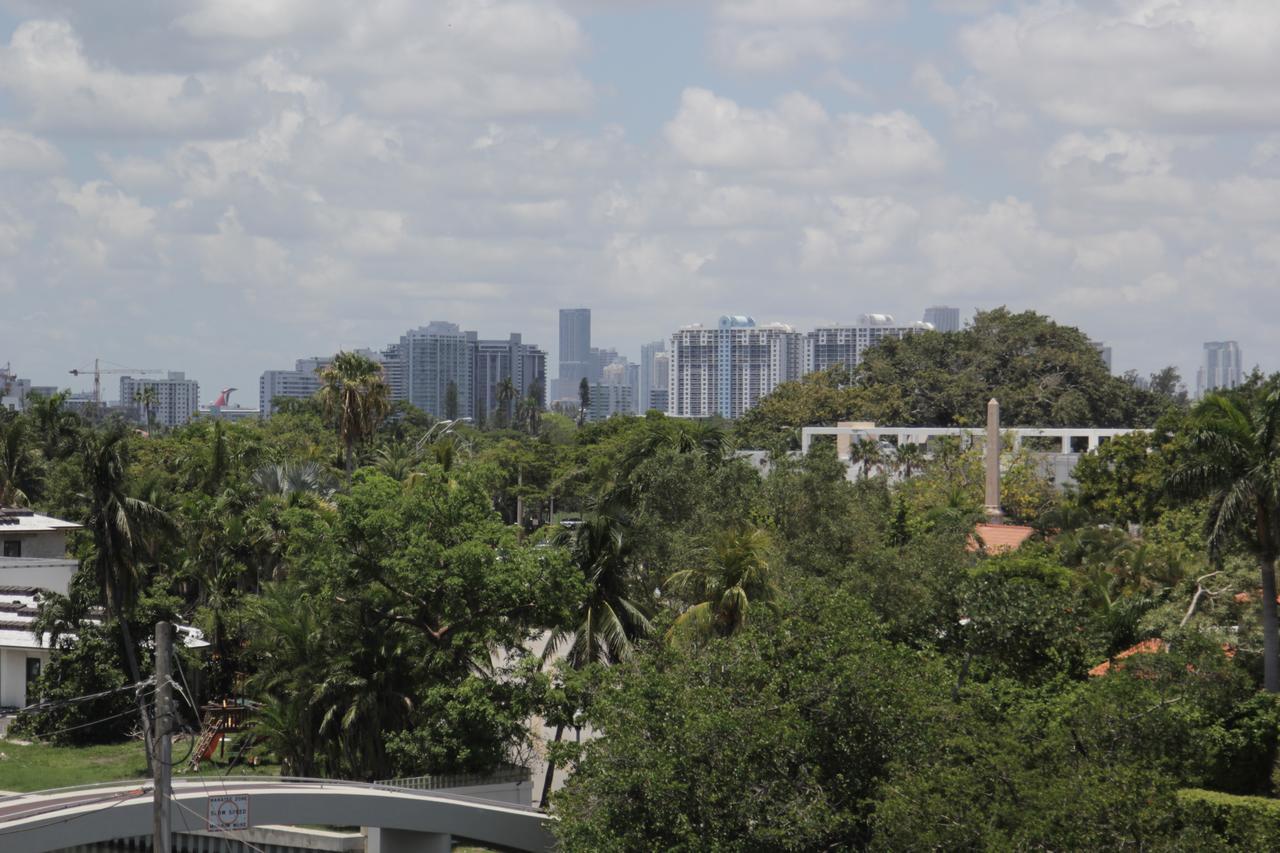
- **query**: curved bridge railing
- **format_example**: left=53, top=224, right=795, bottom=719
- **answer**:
left=0, top=776, right=554, bottom=853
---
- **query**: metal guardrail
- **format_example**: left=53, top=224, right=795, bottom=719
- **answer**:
left=377, top=764, right=531, bottom=791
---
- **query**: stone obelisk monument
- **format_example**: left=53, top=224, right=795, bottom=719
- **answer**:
left=984, top=397, right=1004, bottom=524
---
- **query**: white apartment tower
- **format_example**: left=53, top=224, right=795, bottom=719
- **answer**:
left=805, top=315, right=934, bottom=374
left=668, top=315, right=804, bottom=419
left=120, top=372, right=200, bottom=429
left=1197, top=341, right=1243, bottom=398
left=259, top=357, right=327, bottom=417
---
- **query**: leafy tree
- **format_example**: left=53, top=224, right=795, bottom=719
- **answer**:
left=1170, top=377, right=1280, bottom=692
left=317, top=351, right=390, bottom=477
left=554, top=590, right=952, bottom=851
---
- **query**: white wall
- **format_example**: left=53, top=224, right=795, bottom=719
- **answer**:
left=0, top=648, right=46, bottom=708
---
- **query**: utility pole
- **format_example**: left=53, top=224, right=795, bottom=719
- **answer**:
left=153, top=621, right=173, bottom=853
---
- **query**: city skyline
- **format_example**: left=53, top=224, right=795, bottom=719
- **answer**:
left=0, top=4, right=1275, bottom=402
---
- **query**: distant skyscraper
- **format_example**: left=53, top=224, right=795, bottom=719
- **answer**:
left=557, top=308, right=591, bottom=401
left=1197, top=341, right=1243, bottom=398
left=259, top=357, right=328, bottom=417
left=1089, top=341, right=1113, bottom=374
left=669, top=315, right=804, bottom=419
left=587, top=382, right=634, bottom=422
left=639, top=340, right=666, bottom=413
left=473, top=333, right=546, bottom=422
left=923, top=306, right=961, bottom=333
left=392, top=322, right=476, bottom=419
left=120, top=372, right=200, bottom=428
left=805, top=315, right=933, bottom=375
left=649, top=351, right=670, bottom=412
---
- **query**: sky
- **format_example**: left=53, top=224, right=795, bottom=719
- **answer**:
left=0, top=0, right=1277, bottom=403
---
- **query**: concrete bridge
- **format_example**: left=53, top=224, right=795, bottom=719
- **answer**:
left=0, top=776, right=554, bottom=853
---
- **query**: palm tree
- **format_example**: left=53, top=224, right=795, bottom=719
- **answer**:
left=539, top=497, right=652, bottom=804
left=577, top=378, right=590, bottom=427
left=665, top=526, right=778, bottom=645
left=1170, top=381, right=1280, bottom=692
left=895, top=442, right=927, bottom=478
left=316, top=352, right=390, bottom=478
left=132, top=386, right=158, bottom=432
left=0, top=417, right=41, bottom=506
left=444, top=381, right=459, bottom=421
left=78, top=424, right=169, bottom=773
left=495, top=377, right=518, bottom=430
left=849, top=438, right=883, bottom=480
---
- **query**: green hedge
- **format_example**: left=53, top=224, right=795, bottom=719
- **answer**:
left=1177, top=788, right=1280, bottom=849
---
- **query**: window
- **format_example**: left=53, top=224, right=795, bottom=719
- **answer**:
left=2, top=540, right=19, bottom=558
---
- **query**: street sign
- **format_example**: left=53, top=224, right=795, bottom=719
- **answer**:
left=206, top=795, right=250, bottom=832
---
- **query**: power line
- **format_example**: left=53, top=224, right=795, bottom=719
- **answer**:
left=17, top=689, right=157, bottom=743
left=14, top=678, right=156, bottom=716
left=0, top=784, right=148, bottom=838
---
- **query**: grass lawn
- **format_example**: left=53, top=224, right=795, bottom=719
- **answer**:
left=0, top=735, right=280, bottom=793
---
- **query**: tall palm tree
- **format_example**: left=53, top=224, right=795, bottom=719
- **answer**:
left=132, top=386, right=158, bottom=432
left=1170, top=381, right=1280, bottom=692
left=665, top=526, right=778, bottom=645
left=78, top=424, right=169, bottom=772
left=895, top=442, right=927, bottom=478
left=849, top=438, right=884, bottom=480
left=495, top=377, right=518, bottom=430
left=316, top=352, right=390, bottom=478
left=577, top=378, right=590, bottom=427
left=539, top=497, right=652, bottom=805
left=0, top=417, right=41, bottom=506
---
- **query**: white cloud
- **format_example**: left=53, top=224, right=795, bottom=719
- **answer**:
left=0, top=128, right=63, bottom=172
left=711, top=0, right=897, bottom=71
left=716, top=0, right=890, bottom=23
left=663, top=88, right=942, bottom=182
left=958, top=1, right=1280, bottom=130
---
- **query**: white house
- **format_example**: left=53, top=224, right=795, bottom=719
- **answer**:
left=0, top=507, right=82, bottom=709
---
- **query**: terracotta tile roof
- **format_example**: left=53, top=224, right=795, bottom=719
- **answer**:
left=967, top=523, right=1036, bottom=554
left=1088, top=640, right=1237, bottom=677
left=1088, top=638, right=1167, bottom=677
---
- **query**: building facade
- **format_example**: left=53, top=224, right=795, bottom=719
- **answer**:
left=805, top=315, right=934, bottom=375
left=639, top=341, right=666, bottom=414
left=556, top=308, right=591, bottom=402
left=119, top=372, right=199, bottom=429
left=1197, top=341, right=1243, bottom=398
left=922, top=306, right=961, bottom=333
left=259, top=357, right=328, bottom=417
left=669, top=316, right=804, bottom=419
left=587, top=382, right=634, bottom=422
left=474, top=334, right=547, bottom=424
left=389, top=323, right=476, bottom=420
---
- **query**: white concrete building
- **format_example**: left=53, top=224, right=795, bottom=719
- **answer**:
left=805, top=315, right=934, bottom=375
left=119, top=372, right=199, bottom=429
left=922, top=306, right=961, bottom=333
left=259, top=357, right=328, bottom=417
left=587, top=382, right=634, bottom=422
left=669, top=315, right=804, bottom=419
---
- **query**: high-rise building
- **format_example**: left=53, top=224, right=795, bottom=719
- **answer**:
left=259, top=357, right=328, bottom=417
left=556, top=308, right=591, bottom=401
left=922, top=306, right=961, bottom=333
left=587, top=382, right=634, bottom=422
left=669, top=315, right=804, bottom=419
left=389, top=322, right=476, bottom=420
left=648, top=351, right=670, bottom=412
left=639, top=341, right=666, bottom=413
left=805, top=315, right=934, bottom=375
left=1197, top=341, right=1243, bottom=398
left=120, top=372, right=200, bottom=429
left=474, top=334, right=547, bottom=423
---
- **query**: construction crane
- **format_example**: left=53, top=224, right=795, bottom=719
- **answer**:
left=69, top=359, right=164, bottom=406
